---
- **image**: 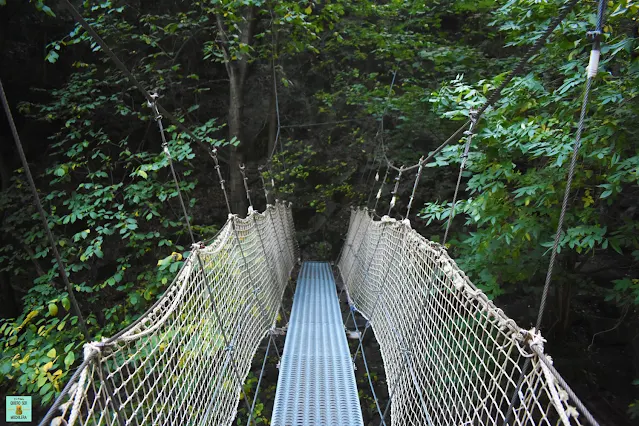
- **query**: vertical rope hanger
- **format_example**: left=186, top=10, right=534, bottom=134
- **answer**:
left=339, top=162, right=394, bottom=306
left=239, top=164, right=254, bottom=212
left=0, top=78, right=92, bottom=341
left=257, top=165, right=270, bottom=205
left=503, top=1, right=606, bottom=424
left=535, top=0, right=606, bottom=331
left=405, top=157, right=424, bottom=218
left=256, top=164, right=289, bottom=297
left=257, top=166, right=295, bottom=294
left=218, top=156, right=286, bottom=360
left=238, top=186, right=289, bottom=405
left=366, top=158, right=383, bottom=208
left=239, top=163, right=288, bottom=352
left=442, top=109, right=478, bottom=246
left=148, top=97, right=259, bottom=424
left=340, top=163, right=392, bottom=288
left=355, top=191, right=432, bottom=424
left=351, top=173, right=410, bottom=360
left=387, top=166, right=404, bottom=216
left=373, top=165, right=391, bottom=214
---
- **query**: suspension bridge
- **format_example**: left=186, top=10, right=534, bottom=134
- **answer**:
left=0, top=0, right=610, bottom=424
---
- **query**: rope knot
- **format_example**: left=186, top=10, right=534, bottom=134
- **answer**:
left=162, top=142, right=171, bottom=157
left=468, top=108, right=478, bottom=124
left=514, top=327, right=547, bottom=358
left=84, top=340, right=106, bottom=359
left=191, top=241, right=205, bottom=250
left=146, top=92, right=159, bottom=107
left=381, top=215, right=394, bottom=223
left=147, top=92, right=162, bottom=120
left=525, top=327, right=546, bottom=350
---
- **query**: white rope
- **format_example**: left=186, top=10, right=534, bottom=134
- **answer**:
left=46, top=202, right=298, bottom=426
left=338, top=207, right=597, bottom=426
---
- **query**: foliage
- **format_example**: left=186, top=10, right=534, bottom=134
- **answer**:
left=420, top=0, right=639, bottom=300
left=0, top=0, right=228, bottom=405
left=1, top=0, right=638, bottom=422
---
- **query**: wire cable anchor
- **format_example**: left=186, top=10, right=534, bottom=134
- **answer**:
left=211, top=148, right=232, bottom=215
left=239, top=163, right=253, bottom=210
left=388, top=166, right=404, bottom=216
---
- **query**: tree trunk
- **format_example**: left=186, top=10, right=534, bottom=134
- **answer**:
left=215, top=6, right=257, bottom=218
left=228, top=77, right=248, bottom=216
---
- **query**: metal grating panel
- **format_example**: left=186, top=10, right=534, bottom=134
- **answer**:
left=271, top=262, right=364, bottom=426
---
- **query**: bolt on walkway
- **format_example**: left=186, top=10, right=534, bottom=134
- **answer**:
left=271, top=261, right=364, bottom=426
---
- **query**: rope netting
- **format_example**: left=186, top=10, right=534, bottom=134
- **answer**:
left=45, top=201, right=298, bottom=426
left=338, top=207, right=593, bottom=426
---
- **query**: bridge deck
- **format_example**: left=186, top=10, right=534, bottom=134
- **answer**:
left=271, top=261, right=364, bottom=426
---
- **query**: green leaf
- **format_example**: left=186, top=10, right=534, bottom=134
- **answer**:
left=138, top=170, right=148, bottom=179
left=42, top=5, right=55, bottom=17
left=47, top=348, right=56, bottom=358
left=37, top=375, right=47, bottom=388
left=39, top=382, right=52, bottom=396
left=45, top=50, right=60, bottom=64
left=48, top=303, right=58, bottom=316
left=64, top=351, right=75, bottom=368
left=62, top=298, right=71, bottom=311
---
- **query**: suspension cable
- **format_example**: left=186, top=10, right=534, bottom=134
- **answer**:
left=382, top=0, right=580, bottom=174
left=536, top=0, right=605, bottom=331
left=0, top=77, right=91, bottom=341
left=504, top=2, right=606, bottom=424
left=60, top=0, right=230, bottom=165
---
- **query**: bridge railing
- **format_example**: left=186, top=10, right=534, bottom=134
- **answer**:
left=41, top=201, right=298, bottom=426
left=338, top=207, right=592, bottom=426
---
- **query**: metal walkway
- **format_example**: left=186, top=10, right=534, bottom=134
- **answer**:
left=271, top=262, right=364, bottom=426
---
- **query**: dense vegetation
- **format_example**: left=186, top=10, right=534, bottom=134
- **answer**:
left=1, top=0, right=637, bottom=423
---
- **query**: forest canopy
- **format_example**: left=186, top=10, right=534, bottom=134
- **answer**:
left=0, top=0, right=638, bottom=424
